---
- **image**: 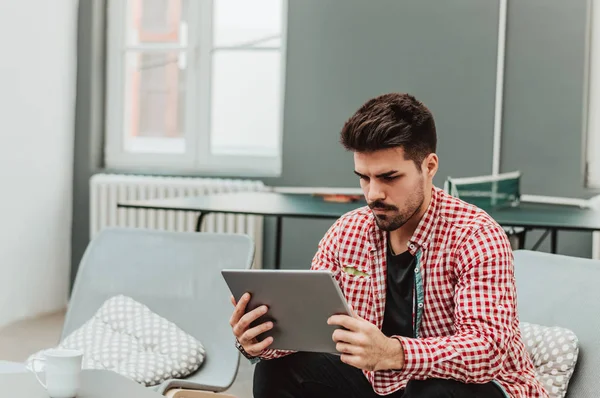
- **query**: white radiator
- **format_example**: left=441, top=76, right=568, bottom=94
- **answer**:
left=90, top=173, right=267, bottom=268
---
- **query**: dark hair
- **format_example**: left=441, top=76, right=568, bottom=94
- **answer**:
left=340, top=93, right=437, bottom=168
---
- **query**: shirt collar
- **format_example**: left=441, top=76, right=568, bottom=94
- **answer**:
left=408, top=186, right=440, bottom=253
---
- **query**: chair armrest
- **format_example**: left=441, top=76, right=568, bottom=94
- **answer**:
left=165, top=388, right=238, bottom=398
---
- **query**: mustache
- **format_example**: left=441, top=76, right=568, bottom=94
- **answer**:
left=368, top=201, right=398, bottom=211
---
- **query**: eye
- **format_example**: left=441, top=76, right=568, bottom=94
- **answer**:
left=358, top=175, right=369, bottom=182
left=382, top=175, right=398, bottom=182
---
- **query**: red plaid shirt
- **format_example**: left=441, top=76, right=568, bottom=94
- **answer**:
left=260, top=187, right=547, bottom=397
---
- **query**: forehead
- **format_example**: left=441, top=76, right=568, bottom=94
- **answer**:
left=353, top=147, right=414, bottom=174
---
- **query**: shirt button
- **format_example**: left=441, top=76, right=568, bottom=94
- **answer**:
left=409, top=244, right=416, bottom=250
left=414, top=267, right=420, bottom=273
left=418, top=303, right=424, bottom=309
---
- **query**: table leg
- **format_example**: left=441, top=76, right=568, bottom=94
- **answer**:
left=517, top=229, right=527, bottom=250
left=195, top=212, right=211, bottom=232
left=551, top=229, right=558, bottom=254
left=274, top=216, right=283, bottom=270
left=531, top=230, right=551, bottom=251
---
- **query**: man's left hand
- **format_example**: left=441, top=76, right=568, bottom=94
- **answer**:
left=327, top=311, right=405, bottom=371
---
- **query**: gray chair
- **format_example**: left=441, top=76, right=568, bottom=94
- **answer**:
left=514, top=250, right=600, bottom=398
left=64, top=227, right=254, bottom=396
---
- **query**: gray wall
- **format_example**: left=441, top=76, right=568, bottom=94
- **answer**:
left=71, top=0, right=594, bottom=279
left=502, top=0, right=593, bottom=257
left=262, top=0, right=501, bottom=269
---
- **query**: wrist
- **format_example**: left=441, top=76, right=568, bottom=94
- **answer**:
left=378, top=337, right=405, bottom=371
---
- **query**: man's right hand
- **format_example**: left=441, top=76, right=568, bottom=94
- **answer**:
left=229, top=292, right=275, bottom=357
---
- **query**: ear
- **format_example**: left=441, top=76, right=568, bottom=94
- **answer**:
left=422, top=153, right=438, bottom=178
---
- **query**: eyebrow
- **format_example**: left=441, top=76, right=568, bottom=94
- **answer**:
left=354, top=170, right=400, bottom=178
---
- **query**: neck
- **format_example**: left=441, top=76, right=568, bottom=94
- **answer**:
left=388, top=186, right=433, bottom=251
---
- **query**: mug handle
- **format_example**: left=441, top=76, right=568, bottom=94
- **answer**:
left=27, top=357, right=47, bottom=389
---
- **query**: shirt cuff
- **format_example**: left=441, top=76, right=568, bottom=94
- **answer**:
left=393, top=336, right=433, bottom=377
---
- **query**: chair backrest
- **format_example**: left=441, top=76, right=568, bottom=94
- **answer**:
left=514, top=250, right=600, bottom=398
left=64, top=228, right=254, bottom=393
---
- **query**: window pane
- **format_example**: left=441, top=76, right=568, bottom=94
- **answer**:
left=126, top=0, right=187, bottom=46
left=210, top=51, right=282, bottom=156
left=213, top=0, right=283, bottom=48
left=123, top=51, right=187, bottom=154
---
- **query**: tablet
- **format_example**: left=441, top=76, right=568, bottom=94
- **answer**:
left=221, top=269, right=352, bottom=354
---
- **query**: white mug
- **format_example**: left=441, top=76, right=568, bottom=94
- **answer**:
left=29, top=348, right=83, bottom=398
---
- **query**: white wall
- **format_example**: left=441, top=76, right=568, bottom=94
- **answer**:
left=0, top=0, right=77, bottom=328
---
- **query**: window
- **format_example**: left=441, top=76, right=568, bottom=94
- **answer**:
left=105, top=0, right=287, bottom=176
left=587, top=0, right=600, bottom=188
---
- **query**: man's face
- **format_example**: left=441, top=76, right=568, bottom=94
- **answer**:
left=354, top=147, right=435, bottom=232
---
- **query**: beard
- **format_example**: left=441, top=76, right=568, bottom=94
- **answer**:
left=369, top=181, right=425, bottom=232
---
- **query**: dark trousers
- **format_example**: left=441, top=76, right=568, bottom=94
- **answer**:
left=253, top=352, right=506, bottom=398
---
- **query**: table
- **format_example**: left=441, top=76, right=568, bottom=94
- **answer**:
left=119, top=192, right=364, bottom=269
left=0, top=364, right=162, bottom=397
left=118, top=192, right=600, bottom=267
left=485, top=201, right=600, bottom=253
left=0, top=360, right=27, bottom=373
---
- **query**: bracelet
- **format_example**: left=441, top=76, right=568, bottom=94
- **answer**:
left=235, top=338, right=257, bottom=360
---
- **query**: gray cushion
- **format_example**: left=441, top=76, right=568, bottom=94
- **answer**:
left=515, top=250, right=600, bottom=398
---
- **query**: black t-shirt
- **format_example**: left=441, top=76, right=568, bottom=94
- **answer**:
left=381, top=242, right=416, bottom=338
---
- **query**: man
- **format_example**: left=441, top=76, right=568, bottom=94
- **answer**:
left=229, top=93, right=547, bottom=397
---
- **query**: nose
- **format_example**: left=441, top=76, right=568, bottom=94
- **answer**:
left=366, top=180, right=385, bottom=203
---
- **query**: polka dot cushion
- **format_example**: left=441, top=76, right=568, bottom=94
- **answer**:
left=29, top=295, right=205, bottom=387
left=520, top=322, right=579, bottom=398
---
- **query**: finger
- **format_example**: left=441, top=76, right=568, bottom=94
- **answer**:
left=229, top=293, right=251, bottom=328
left=241, top=321, right=274, bottom=344
left=340, top=354, right=362, bottom=369
left=234, top=305, right=269, bottom=337
left=331, top=328, right=352, bottom=343
left=335, top=342, right=361, bottom=355
left=230, top=295, right=236, bottom=306
left=246, top=336, right=274, bottom=357
left=332, top=329, right=364, bottom=346
left=327, top=314, right=362, bottom=331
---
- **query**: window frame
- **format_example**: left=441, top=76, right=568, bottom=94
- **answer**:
left=104, top=0, right=287, bottom=177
